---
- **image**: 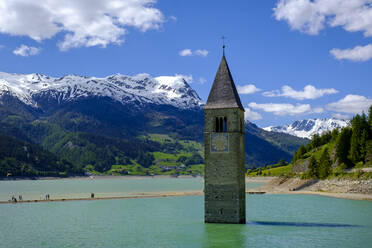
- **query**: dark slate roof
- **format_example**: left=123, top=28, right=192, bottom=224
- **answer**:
left=204, top=54, right=244, bottom=111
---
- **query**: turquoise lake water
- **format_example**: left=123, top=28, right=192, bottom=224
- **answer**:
left=0, top=178, right=371, bottom=248
left=0, top=177, right=262, bottom=201
left=0, top=177, right=205, bottom=201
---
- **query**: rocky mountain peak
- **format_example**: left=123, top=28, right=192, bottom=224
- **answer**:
left=0, top=71, right=202, bottom=110
left=263, top=118, right=350, bottom=139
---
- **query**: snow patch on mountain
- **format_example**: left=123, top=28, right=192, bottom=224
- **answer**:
left=263, top=118, right=350, bottom=139
left=0, top=72, right=202, bottom=109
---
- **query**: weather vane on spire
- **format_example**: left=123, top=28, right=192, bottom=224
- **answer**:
left=222, top=36, right=226, bottom=53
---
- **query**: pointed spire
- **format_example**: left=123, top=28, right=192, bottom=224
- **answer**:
left=204, top=53, right=244, bottom=111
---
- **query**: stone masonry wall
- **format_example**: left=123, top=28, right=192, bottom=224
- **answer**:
left=204, top=108, right=245, bottom=223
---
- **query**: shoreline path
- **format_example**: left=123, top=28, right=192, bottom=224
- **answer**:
left=1, top=189, right=371, bottom=204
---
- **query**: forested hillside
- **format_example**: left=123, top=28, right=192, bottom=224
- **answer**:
left=291, top=106, right=372, bottom=179
left=0, top=134, right=82, bottom=177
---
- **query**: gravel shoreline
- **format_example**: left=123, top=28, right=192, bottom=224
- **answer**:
left=0, top=191, right=204, bottom=204
left=256, top=177, right=372, bottom=201
left=1, top=176, right=370, bottom=204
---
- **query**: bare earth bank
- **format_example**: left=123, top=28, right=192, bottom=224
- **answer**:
left=1, top=176, right=371, bottom=204
left=254, top=177, right=372, bottom=201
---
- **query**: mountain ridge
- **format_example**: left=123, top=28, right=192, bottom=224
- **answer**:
left=0, top=72, right=202, bottom=110
left=264, top=118, right=350, bottom=139
left=0, top=70, right=308, bottom=175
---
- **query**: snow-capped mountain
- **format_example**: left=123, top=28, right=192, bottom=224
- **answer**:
left=0, top=72, right=202, bottom=109
left=263, top=118, right=350, bottom=139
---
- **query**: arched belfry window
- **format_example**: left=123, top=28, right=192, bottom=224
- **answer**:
left=215, top=116, right=227, bottom=132
left=223, top=117, right=227, bottom=132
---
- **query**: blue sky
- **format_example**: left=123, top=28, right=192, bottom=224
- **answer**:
left=0, top=0, right=371, bottom=127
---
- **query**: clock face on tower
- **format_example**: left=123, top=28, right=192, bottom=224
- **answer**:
left=211, top=133, right=229, bottom=153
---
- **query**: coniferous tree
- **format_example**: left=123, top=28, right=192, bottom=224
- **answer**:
left=331, top=128, right=339, bottom=142
left=360, top=129, right=368, bottom=163
left=312, top=134, right=321, bottom=148
left=368, top=105, right=372, bottom=138
left=292, top=151, right=298, bottom=163
left=305, top=142, right=313, bottom=152
left=278, top=158, right=287, bottom=167
left=297, top=145, right=306, bottom=159
left=349, top=114, right=362, bottom=164
left=336, top=127, right=352, bottom=166
left=308, top=156, right=319, bottom=178
left=294, top=145, right=307, bottom=162
left=319, top=148, right=331, bottom=179
left=319, top=131, right=332, bottom=146
left=360, top=112, right=369, bottom=141
left=361, top=112, right=368, bottom=130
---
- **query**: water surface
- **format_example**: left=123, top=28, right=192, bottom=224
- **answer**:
left=0, top=177, right=262, bottom=201
left=0, top=178, right=371, bottom=248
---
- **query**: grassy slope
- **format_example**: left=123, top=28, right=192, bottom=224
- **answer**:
left=101, top=133, right=204, bottom=176
left=247, top=164, right=292, bottom=177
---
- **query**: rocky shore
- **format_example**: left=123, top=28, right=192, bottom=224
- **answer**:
left=255, top=177, right=372, bottom=200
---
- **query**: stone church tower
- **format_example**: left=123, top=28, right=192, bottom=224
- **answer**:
left=204, top=52, right=245, bottom=224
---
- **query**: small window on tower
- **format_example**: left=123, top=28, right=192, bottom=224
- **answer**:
left=219, top=117, right=223, bottom=132
left=215, top=117, right=227, bottom=132
left=223, top=117, right=227, bottom=132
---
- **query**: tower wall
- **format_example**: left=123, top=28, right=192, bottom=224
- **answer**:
left=204, top=108, right=245, bottom=223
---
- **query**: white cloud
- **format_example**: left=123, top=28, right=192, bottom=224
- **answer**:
left=179, top=48, right=209, bottom=57
left=332, top=113, right=351, bottom=120
left=179, top=49, right=193, bottom=56
left=263, top=84, right=338, bottom=100
left=330, top=44, right=372, bottom=62
left=169, top=16, right=177, bottom=21
left=13, top=44, right=40, bottom=56
left=248, top=102, right=315, bottom=116
left=194, top=49, right=209, bottom=57
left=312, top=107, right=324, bottom=113
left=274, top=0, right=324, bottom=35
left=135, top=73, right=151, bottom=78
left=0, top=0, right=164, bottom=50
left=326, top=94, right=372, bottom=114
left=274, top=0, right=372, bottom=62
left=237, top=84, right=261, bottom=94
left=175, top=74, right=193, bottom=83
left=274, top=0, right=372, bottom=37
left=199, top=77, right=207, bottom=84
left=244, top=108, right=262, bottom=121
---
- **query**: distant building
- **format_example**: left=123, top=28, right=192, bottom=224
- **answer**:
left=203, top=51, right=246, bottom=224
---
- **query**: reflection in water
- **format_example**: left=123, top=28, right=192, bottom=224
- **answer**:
left=204, top=223, right=245, bottom=248
left=247, top=220, right=362, bottom=228
left=202, top=220, right=361, bottom=248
